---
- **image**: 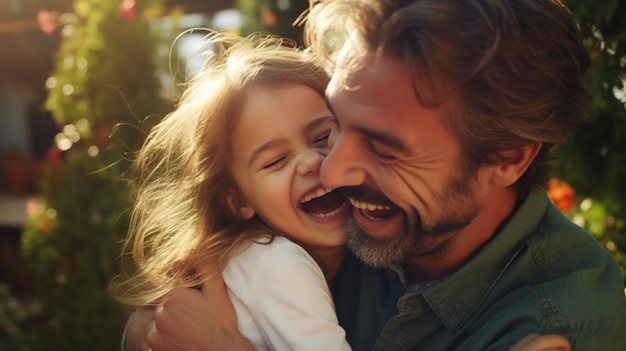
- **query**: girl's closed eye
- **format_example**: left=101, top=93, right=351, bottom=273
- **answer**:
left=260, top=155, right=288, bottom=171
left=313, top=131, right=331, bottom=146
left=312, top=131, right=331, bottom=156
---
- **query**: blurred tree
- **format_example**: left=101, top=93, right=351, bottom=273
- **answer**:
left=555, top=0, right=626, bottom=281
left=237, top=0, right=308, bottom=44
left=20, top=0, right=173, bottom=349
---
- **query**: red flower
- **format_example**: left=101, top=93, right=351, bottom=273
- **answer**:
left=44, top=146, right=63, bottom=165
left=261, top=7, right=277, bottom=27
left=40, top=219, right=52, bottom=234
left=37, top=10, right=59, bottom=35
left=119, top=0, right=137, bottom=23
left=548, top=178, right=575, bottom=213
left=95, top=126, right=111, bottom=149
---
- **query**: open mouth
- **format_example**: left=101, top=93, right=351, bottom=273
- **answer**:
left=349, top=198, right=399, bottom=221
left=300, top=188, right=348, bottom=218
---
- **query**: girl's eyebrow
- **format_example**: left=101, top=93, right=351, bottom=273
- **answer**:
left=307, top=115, right=333, bottom=131
left=248, top=139, right=283, bottom=168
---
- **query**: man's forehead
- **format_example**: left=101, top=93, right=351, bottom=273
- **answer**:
left=325, top=35, right=373, bottom=90
left=326, top=51, right=376, bottom=99
left=327, top=48, right=402, bottom=101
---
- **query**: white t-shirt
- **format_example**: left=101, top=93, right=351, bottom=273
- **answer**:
left=222, top=236, right=352, bottom=351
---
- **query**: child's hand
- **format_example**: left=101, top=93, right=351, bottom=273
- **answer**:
left=509, top=333, right=570, bottom=351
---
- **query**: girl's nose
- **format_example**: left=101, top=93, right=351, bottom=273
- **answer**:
left=296, top=148, right=324, bottom=176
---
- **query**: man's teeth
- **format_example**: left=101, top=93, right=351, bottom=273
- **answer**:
left=348, top=198, right=391, bottom=211
left=301, top=188, right=334, bottom=203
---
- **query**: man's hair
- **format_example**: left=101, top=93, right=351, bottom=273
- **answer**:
left=304, top=0, right=591, bottom=195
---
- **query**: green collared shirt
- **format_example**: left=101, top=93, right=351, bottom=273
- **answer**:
left=332, top=191, right=626, bottom=350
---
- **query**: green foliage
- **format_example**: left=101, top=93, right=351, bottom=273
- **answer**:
left=21, top=149, right=130, bottom=350
left=19, top=0, right=173, bottom=349
left=555, top=0, right=626, bottom=282
left=45, top=0, right=170, bottom=134
left=567, top=197, right=626, bottom=270
left=0, top=284, right=29, bottom=351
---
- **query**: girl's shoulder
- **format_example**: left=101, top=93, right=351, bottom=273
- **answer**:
left=239, top=235, right=309, bottom=260
left=222, top=235, right=325, bottom=299
left=224, top=235, right=321, bottom=281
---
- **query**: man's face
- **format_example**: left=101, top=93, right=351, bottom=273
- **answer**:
left=322, top=53, right=487, bottom=267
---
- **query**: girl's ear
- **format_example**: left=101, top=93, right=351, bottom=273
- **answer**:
left=492, top=142, right=542, bottom=188
left=226, top=190, right=255, bottom=220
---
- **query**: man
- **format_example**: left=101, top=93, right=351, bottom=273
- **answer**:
left=127, top=0, right=626, bottom=349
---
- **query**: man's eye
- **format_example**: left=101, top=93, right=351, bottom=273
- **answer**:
left=368, top=141, right=395, bottom=160
left=261, top=156, right=286, bottom=170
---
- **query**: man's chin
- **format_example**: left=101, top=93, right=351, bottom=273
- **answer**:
left=345, top=219, right=411, bottom=267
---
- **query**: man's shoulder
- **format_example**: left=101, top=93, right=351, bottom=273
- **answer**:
left=529, top=202, right=618, bottom=278
left=496, top=202, right=626, bottom=348
left=454, top=196, right=626, bottom=349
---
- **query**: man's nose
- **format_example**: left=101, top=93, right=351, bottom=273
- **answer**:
left=320, top=132, right=367, bottom=188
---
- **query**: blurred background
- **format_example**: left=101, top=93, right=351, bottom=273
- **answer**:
left=0, top=0, right=624, bottom=350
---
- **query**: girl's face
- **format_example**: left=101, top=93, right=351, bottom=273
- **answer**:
left=229, top=84, right=348, bottom=250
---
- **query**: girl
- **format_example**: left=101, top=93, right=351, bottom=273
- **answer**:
left=111, top=31, right=351, bottom=350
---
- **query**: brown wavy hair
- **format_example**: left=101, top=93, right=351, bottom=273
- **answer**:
left=304, top=0, right=591, bottom=195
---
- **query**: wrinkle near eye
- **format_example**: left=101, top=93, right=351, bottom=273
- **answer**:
left=356, top=126, right=409, bottom=156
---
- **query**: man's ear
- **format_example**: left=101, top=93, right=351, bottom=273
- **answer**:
left=226, top=190, right=255, bottom=220
left=492, top=143, right=542, bottom=188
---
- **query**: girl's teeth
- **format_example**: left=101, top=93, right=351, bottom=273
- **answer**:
left=301, top=188, right=333, bottom=203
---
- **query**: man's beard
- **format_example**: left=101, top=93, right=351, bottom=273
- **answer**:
left=346, top=172, right=481, bottom=268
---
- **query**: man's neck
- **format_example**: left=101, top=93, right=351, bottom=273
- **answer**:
left=304, top=244, right=347, bottom=284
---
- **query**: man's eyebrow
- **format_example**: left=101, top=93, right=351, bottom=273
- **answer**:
left=325, top=95, right=408, bottom=153
left=355, top=126, right=410, bottom=154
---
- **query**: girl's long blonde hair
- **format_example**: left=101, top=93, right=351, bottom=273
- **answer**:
left=110, top=31, right=329, bottom=307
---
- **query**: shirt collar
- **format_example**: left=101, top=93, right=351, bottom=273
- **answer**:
left=410, top=191, right=550, bottom=331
